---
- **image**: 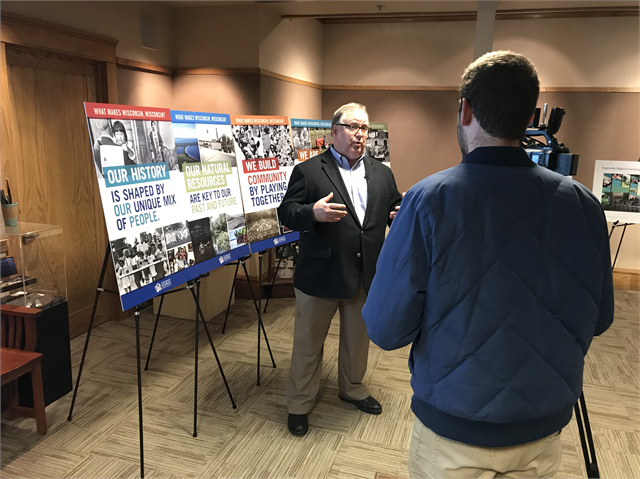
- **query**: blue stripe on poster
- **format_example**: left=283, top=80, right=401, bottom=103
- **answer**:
left=120, top=243, right=250, bottom=310
left=249, top=231, right=300, bottom=254
left=291, top=118, right=332, bottom=129
left=171, top=110, right=230, bottom=124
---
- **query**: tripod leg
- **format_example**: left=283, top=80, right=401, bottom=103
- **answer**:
left=263, top=247, right=283, bottom=314
left=144, top=294, right=164, bottom=371
left=579, top=392, right=600, bottom=478
left=193, top=280, right=199, bottom=437
left=188, top=286, right=237, bottom=409
left=68, top=245, right=111, bottom=421
left=134, top=307, right=145, bottom=479
left=222, top=261, right=240, bottom=334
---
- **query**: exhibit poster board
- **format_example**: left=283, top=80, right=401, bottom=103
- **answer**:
left=592, top=160, right=640, bottom=223
left=367, top=122, right=391, bottom=167
left=85, top=103, right=250, bottom=310
left=230, top=115, right=300, bottom=252
left=290, top=118, right=332, bottom=162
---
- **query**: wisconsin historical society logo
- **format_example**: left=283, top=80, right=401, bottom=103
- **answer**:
left=219, top=253, right=232, bottom=265
left=273, top=236, right=285, bottom=245
left=156, top=278, right=172, bottom=293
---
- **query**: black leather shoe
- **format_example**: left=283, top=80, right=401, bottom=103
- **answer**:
left=288, top=413, right=309, bottom=436
left=339, top=395, right=382, bottom=415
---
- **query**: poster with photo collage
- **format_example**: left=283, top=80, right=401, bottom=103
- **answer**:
left=85, top=103, right=250, bottom=310
left=290, top=118, right=332, bottom=163
left=231, top=115, right=300, bottom=252
left=592, top=160, right=640, bottom=223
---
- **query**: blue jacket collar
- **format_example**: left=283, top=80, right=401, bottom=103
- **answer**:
left=462, top=146, right=535, bottom=168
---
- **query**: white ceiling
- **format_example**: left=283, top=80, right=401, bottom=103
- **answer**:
left=159, top=0, right=639, bottom=14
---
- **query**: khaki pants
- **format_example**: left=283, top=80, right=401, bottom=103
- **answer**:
left=286, top=276, right=370, bottom=414
left=408, top=417, right=562, bottom=479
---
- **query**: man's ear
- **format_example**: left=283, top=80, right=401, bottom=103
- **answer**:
left=460, top=98, right=474, bottom=126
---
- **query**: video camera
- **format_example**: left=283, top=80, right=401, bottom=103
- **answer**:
left=521, top=104, right=579, bottom=176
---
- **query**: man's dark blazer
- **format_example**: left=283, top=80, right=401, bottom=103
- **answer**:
left=278, top=149, right=402, bottom=299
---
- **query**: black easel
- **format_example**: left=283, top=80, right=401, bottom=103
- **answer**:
left=262, top=241, right=298, bottom=314
left=221, top=254, right=276, bottom=385
left=144, top=273, right=237, bottom=418
left=608, top=220, right=635, bottom=270
left=575, top=391, right=599, bottom=478
left=143, top=272, right=237, bottom=438
left=67, top=245, right=146, bottom=478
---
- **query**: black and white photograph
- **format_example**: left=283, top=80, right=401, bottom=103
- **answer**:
left=225, top=212, right=246, bottom=231
left=210, top=213, right=231, bottom=255
left=366, top=128, right=390, bottom=165
left=196, top=123, right=237, bottom=167
left=232, top=125, right=265, bottom=160
left=233, top=124, right=294, bottom=168
left=245, top=208, right=280, bottom=243
left=88, top=118, right=179, bottom=178
left=88, top=118, right=140, bottom=177
left=291, top=127, right=311, bottom=157
left=163, top=221, right=192, bottom=250
left=110, top=228, right=170, bottom=296
left=187, top=217, right=216, bottom=263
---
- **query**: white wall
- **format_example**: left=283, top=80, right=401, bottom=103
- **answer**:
left=172, top=4, right=281, bottom=69
left=322, top=21, right=476, bottom=86
left=493, top=17, right=639, bottom=88
left=1, top=1, right=174, bottom=67
left=260, top=18, right=323, bottom=84
left=322, top=16, right=639, bottom=88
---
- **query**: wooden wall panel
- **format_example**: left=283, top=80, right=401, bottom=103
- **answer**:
left=3, top=45, right=116, bottom=337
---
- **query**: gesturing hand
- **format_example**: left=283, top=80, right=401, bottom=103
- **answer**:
left=389, top=192, right=406, bottom=220
left=312, top=192, right=347, bottom=222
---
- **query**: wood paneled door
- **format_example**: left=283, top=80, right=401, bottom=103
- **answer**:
left=1, top=15, right=121, bottom=338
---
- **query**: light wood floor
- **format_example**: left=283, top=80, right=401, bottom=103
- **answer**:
left=2, top=289, right=639, bottom=478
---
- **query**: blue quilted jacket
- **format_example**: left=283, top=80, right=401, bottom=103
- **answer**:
left=362, top=147, right=614, bottom=447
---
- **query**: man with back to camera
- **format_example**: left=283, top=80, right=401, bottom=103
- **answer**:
left=278, top=102, right=403, bottom=436
left=362, top=51, right=614, bottom=478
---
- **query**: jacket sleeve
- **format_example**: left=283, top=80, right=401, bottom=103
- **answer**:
left=362, top=189, right=431, bottom=350
left=278, top=164, right=315, bottom=232
left=595, top=210, right=614, bottom=336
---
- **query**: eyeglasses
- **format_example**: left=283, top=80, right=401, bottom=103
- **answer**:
left=336, top=123, right=370, bottom=134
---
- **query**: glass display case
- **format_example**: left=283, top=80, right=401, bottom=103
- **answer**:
left=1, top=222, right=72, bottom=406
left=1, top=222, right=67, bottom=309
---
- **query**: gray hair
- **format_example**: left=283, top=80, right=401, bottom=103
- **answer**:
left=331, top=103, right=368, bottom=126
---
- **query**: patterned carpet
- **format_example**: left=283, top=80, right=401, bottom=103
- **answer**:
left=1, top=289, right=638, bottom=478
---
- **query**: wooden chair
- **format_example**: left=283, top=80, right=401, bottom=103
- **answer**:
left=1, top=304, right=47, bottom=435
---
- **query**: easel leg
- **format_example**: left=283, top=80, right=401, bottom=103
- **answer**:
left=68, top=245, right=111, bottom=421
left=241, top=260, right=276, bottom=388
left=134, top=306, right=145, bottom=479
left=193, top=280, right=199, bottom=437
left=188, top=285, right=237, bottom=409
left=222, top=261, right=240, bottom=334
left=263, top=246, right=284, bottom=314
left=612, top=224, right=628, bottom=270
left=144, top=294, right=165, bottom=371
